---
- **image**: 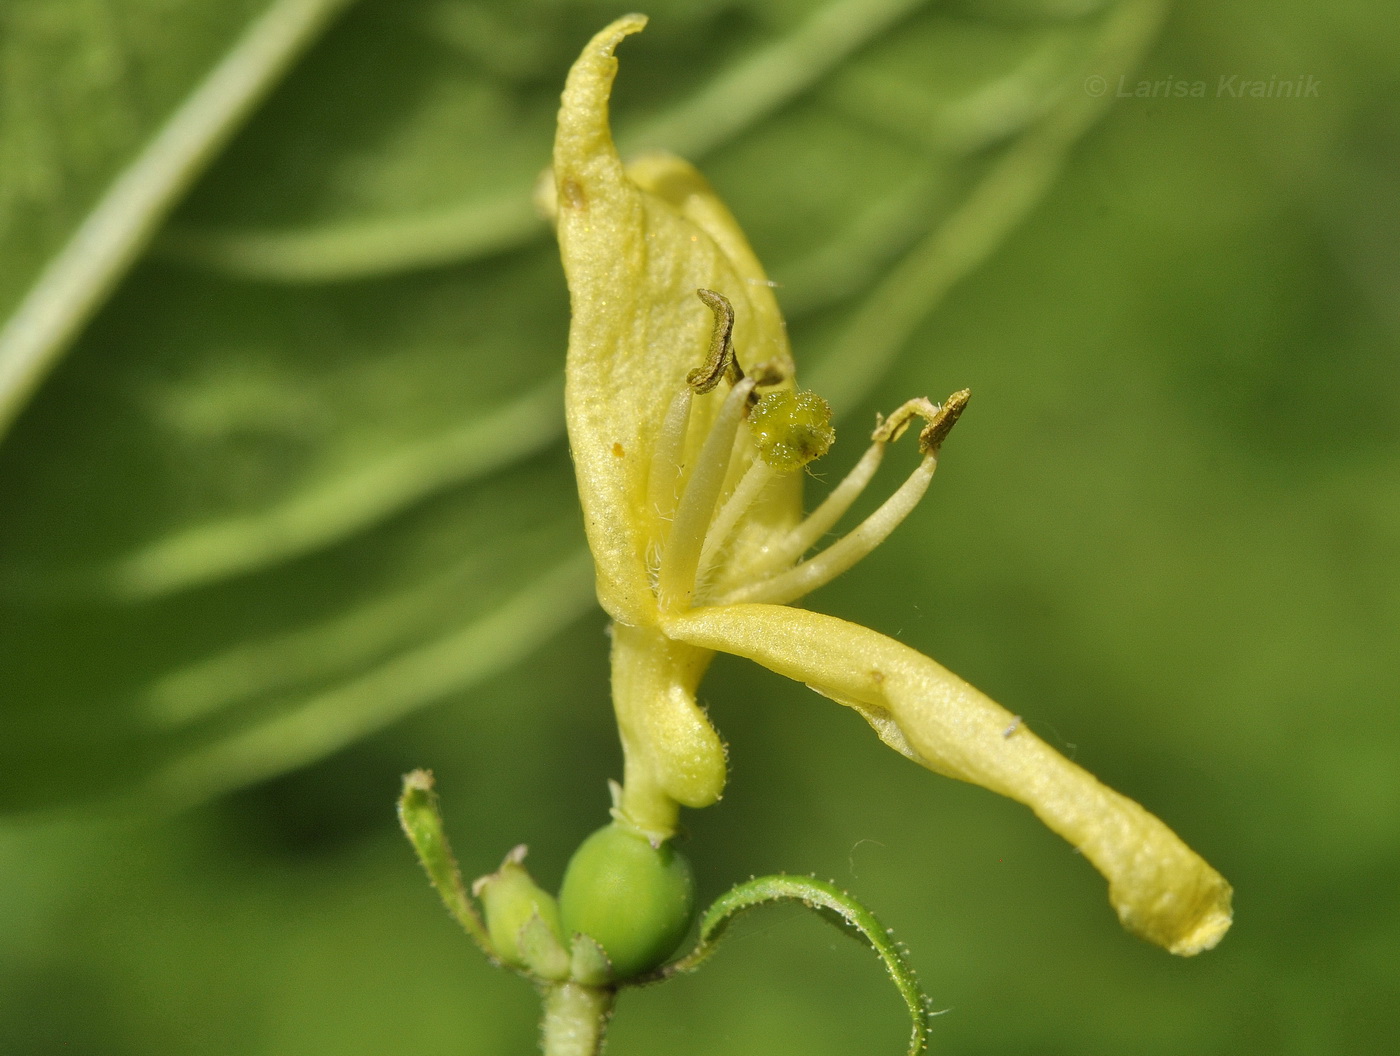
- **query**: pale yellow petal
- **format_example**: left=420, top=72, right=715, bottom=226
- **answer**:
left=623, top=152, right=792, bottom=379
left=666, top=603, right=1233, bottom=955
left=553, top=16, right=794, bottom=624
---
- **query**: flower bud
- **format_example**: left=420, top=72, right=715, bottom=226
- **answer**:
left=557, top=823, right=696, bottom=980
left=473, top=846, right=569, bottom=979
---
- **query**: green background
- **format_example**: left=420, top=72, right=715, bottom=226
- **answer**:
left=2, top=0, right=1397, bottom=1053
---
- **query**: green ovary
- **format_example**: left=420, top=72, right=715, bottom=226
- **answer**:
left=558, top=823, right=697, bottom=980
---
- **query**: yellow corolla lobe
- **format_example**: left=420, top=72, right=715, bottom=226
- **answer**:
left=663, top=603, right=1233, bottom=955
left=553, top=13, right=796, bottom=628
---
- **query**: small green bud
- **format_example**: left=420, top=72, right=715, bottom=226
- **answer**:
left=473, top=846, right=569, bottom=979
left=748, top=389, right=834, bottom=471
left=558, top=823, right=696, bottom=980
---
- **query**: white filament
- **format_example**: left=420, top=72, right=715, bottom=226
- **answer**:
left=647, top=387, right=694, bottom=520
left=749, top=440, right=887, bottom=579
left=718, top=454, right=937, bottom=606
left=657, top=378, right=755, bottom=610
left=695, top=457, right=777, bottom=596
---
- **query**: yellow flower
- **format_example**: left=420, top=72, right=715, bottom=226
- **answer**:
left=548, top=14, right=1231, bottom=957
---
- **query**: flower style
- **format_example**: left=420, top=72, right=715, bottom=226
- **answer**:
left=548, top=15, right=1231, bottom=957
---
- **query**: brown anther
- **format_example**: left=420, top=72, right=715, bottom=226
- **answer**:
left=739, top=359, right=790, bottom=409
left=748, top=359, right=789, bottom=389
left=687, top=289, right=743, bottom=394
left=919, top=389, right=970, bottom=455
left=870, top=389, right=971, bottom=455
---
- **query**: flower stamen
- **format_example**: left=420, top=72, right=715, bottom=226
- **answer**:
left=657, top=375, right=757, bottom=611
left=647, top=387, right=693, bottom=521
left=695, top=457, right=778, bottom=595
left=876, top=390, right=970, bottom=455
left=687, top=289, right=743, bottom=393
left=747, top=441, right=886, bottom=578
left=718, top=391, right=970, bottom=607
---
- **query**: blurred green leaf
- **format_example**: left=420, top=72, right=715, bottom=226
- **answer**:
left=0, top=0, right=1161, bottom=813
left=0, top=0, right=356, bottom=440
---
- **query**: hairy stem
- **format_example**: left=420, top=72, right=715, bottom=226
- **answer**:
left=541, top=983, right=615, bottom=1056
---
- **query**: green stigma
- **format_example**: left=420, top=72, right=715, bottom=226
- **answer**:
left=749, top=389, right=835, bottom=472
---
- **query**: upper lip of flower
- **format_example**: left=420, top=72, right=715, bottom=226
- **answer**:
left=549, top=13, right=1233, bottom=957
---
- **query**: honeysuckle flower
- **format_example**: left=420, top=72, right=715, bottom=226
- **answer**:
left=548, top=14, right=1232, bottom=956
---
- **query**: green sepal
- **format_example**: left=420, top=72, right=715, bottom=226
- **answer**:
left=569, top=933, right=613, bottom=987
left=519, top=912, right=572, bottom=982
left=474, top=846, right=569, bottom=976
left=396, top=769, right=495, bottom=957
left=664, top=874, right=932, bottom=1055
